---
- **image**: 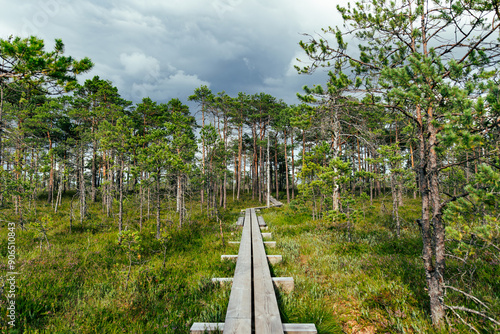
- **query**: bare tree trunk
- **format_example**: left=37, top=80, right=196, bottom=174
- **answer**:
left=259, top=126, right=264, bottom=203
left=233, top=153, right=237, bottom=201
left=156, top=169, right=161, bottom=239
left=91, top=138, right=97, bottom=202
left=176, top=173, right=181, bottom=213
left=291, top=128, right=295, bottom=199
left=118, top=156, right=124, bottom=234
left=106, top=156, right=112, bottom=217
left=178, top=173, right=184, bottom=228
left=274, top=135, right=279, bottom=200
left=391, top=174, right=400, bottom=238
left=147, top=180, right=151, bottom=220
left=332, top=107, right=340, bottom=211
left=237, top=124, right=243, bottom=200
left=0, top=79, right=3, bottom=168
left=47, top=134, right=54, bottom=204
left=102, top=151, right=106, bottom=214
left=79, top=142, right=86, bottom=225
left=223, top=170, right=227, bottom=209
left=139, top=182, right=143, bottom=230
left=284, top=129, right=290, bottom=204
left=252, top=123, right=258, bottom=200
left=410, top=144, right=416, bottom=199
left=54, top=162, right=64, bottom=213
left=242, top=153, right=246, bottom=194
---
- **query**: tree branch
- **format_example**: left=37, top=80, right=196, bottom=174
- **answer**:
left=444, top=285, right=490, bottom=310
left=445, top=305, right=500, bottom=326
left=448, top=306, right=480, bottom=334
left=440, top=191, right=470, bottom=212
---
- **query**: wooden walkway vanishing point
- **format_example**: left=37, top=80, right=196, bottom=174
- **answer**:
left=191, top=198, right=317, bottom=334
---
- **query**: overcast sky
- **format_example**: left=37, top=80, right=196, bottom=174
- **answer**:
left=0, top=0, right=343, bottom=108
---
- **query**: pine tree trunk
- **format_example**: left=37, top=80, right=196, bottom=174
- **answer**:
left=139, top=181, right=143, bottom=231
left=91, top=139, right=97, bottom=202
left=178, top=173, right=184, bottom=228
left=0, top=80, right=3, bottom=168
left=79, top=142, right=86, bottom=225
left=242, top=153, right=246, bottom=194
left=201, top=108, right=205, bottom=206
left=54, top=163, right=64, bottom=213
left=48, top=133, right=54, bottom=204
left=119, top=156, right=124, bottom=234
left=156, top=169, right=161, bottom=239
left=106, top=156, right=112, bottom=217
left=233, top=153, right=237, bottom=201
left=259, top=127, right=264, bottom=203
left=223, top=170, right=227, bottom=209
left=147, top=181, right=151, bottom=220
left=275, top=135, right=279, bottom=200
left=284, top=129, right=290, bottom=204
left=391, top=173, right=400, bottom=238
left=417, top=106, right=445, bottom=327
left=291, top=128, right=295, bottom=199
left=237, top=124, right=243, bottom=200
left=176, top=173, right=181, bottom=213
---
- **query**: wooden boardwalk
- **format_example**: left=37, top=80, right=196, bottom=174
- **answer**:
left=191, top=200, right=316, bottom=334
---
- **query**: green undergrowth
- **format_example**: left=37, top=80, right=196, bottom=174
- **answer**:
left=0, top=196, right=251, bottom=333
left=262, top=197, right=499, bottom=333
left=1, top=195, right=497, bottom=333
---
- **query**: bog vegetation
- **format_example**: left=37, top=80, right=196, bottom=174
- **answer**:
left=1, top=0, right=500, bottom=333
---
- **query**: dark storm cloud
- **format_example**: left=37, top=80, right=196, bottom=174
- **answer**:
left=0, top=0, right=342, bottom=105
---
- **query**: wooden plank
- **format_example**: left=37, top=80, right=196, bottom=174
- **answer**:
left=212, top=277, right=294, bottom=292
left=223, top=209, right=252, bottom=334
left=264, top=241, right=276, bottom=248
left=269, top=196, right=283, bottom=207
left=250, top=208, right=284, bottom=334
left=258, top=215, right=267, bottom=226
left=262, top=232, right=272, bottom=239
left=282, top=323, right=317, bottom=333
left=190, top=321, right=317, bottom=333
left=236, top=216, right=244, bottom=226
left=190, top=322, right=224, bottom=333
left=272, top=277, right=294, bottom=292
left=221, top=254, right=281, bottom=264
left=267, top=255, right=282, bottom=264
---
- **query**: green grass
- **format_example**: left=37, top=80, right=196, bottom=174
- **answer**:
left=0, top=194, right=498, bottom=333
left=263, top=197, right=499, bottom=334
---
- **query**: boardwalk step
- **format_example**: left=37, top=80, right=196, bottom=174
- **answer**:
left=236, top=217, right=244, bottom=226
left=221, top=254, right=282, bottom=264
left=258, top=216, right=267, bottom=226
left=190, top=322, right=223, bottom=334
left=191, top=323, right=317, bottom=334
left=228, top=241, right=276, bottom=247
left=212, top=277, right=294, bottom=292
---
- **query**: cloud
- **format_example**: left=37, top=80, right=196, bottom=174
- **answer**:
left=130, top=70, right=210, bottom=102
left=1, top=0, right=345, bottom=106
left=120, top=52, right=160, bottom=78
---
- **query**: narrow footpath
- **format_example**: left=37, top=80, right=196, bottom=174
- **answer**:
left=191, top=198, right=317, bottom=334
